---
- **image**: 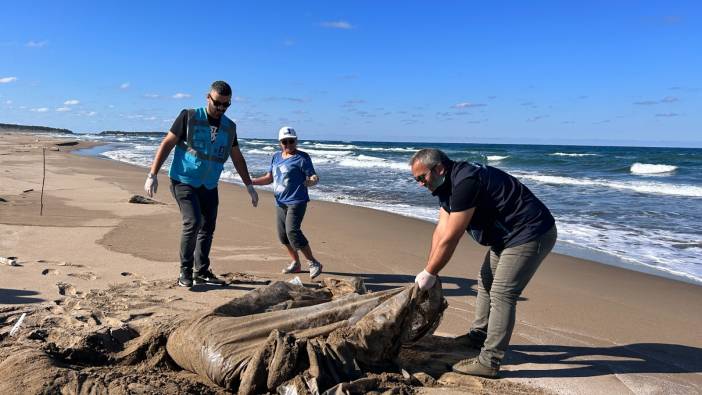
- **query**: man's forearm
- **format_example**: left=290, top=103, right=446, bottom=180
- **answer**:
left=150, top=139, right=175, bottom=174
left=426, top=234, right=461, bottom=275
left=232, top=158, right=252, bottom=185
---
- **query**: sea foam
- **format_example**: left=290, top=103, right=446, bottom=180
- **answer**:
left=630, top=163, right=677, bottom=175
left=550, top=152, right=598, bottom=157
left=517, top=173, right=702, bottom=198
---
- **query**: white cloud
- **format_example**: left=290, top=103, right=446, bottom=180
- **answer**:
left=56, top=107, right=71, bottom=112
left=144, top=116, right=157, bottom=121
left=4, top=100, right=12, bottom=104
left=655, top=112, right=679, bottom=117
left=108, top=104, right=116, bottom=109
left=172, top=93, right=191, bottom=99
left=661, top=96, right=679, bottom=103
left=31, top=107, right=49, bottom=112
left=0, top=76, right=17, bottom=84
left=452, top=102, right=486, bottom=109
left=321, top=21, right=354, bottom=29
left=86, top=111, right=97, bottom=116
left=120, top=82, right=131, bottom=90
left=283, top=39, right=295, bottom=46
left=143, top=93, right=160, bottom=98
left=26, top=40, right=48, bottom=48
left=64, top=99, right=80, bottom=105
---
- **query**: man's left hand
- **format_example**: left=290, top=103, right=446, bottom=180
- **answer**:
left=415, top=269, right=437, bottom=290
left=246, top=184, right=259, bottom=207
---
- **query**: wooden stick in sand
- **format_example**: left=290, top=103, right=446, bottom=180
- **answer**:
left=40, top=147, right=45, bottom=216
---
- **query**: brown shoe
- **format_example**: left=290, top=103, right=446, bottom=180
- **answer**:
left=452, top=358, right=499, bottom=378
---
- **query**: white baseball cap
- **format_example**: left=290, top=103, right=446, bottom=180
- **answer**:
left=278, top=126, right=297, bottom=141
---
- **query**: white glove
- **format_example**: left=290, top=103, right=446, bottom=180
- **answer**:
left=415, top=269, right=437, bottom=291
left=246, top=184, right=259, bottom=207
left=144, top=173, right=158, bottom=197
left=304, top=174, right=319, bottom=187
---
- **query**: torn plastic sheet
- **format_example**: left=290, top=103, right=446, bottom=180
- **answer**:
left=166, top=278, right=446, bottom=394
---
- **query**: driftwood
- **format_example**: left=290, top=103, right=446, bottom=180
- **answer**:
left=128, top=195, right=165, bottom=205
left=54, top=141, right=79, bottom=146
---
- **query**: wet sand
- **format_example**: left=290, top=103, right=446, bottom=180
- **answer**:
left=1, top=132, right=700, bottom=394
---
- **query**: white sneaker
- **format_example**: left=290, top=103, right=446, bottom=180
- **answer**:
left=308, top=261, right=323, bottom=279
left=282, top=261, right=302, bottom=274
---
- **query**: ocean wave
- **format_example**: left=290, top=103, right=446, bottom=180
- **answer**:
left=487, top=155, right=509, bottom=162
left=364, top=147, right=417, bottom=153
left=516, top=173, right=702, bottom=198
left=630, top=162, right=677, bottom=175
left=240, top=139, right=270, bottom=145
left=305, top=142, right=359, bottom=150
left=549, top=152, right=599, bottom=157
left=556, top=218, right=702, bottom=284
left=247, top=149, right=275, bottom=155
left=300, top=148, right=354, bottom=158
left=337, top=154, right=409, bottom=170
left=101, top=150, right=152, bottom=168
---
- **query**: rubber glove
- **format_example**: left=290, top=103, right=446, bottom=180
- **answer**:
left=415, top=269, right=437, bottom=291
left=144, top=173, right=158, bottom=197
left=305, top=174, right=319, bottom=187
left=246, top=184, right=259, bottom=207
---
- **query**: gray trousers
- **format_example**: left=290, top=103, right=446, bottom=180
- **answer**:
left=276, top=203, right=309, bottom=249
left=472, top=225, right=557, bottom=368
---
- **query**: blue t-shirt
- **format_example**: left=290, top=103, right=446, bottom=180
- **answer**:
left=269, top=150, right=316, bottom=206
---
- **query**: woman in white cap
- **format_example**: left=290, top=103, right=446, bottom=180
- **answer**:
left=251, top=127, right=323, bottom=278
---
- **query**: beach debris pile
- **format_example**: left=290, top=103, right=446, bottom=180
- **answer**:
left=0, top=276, right=547, bottom=394
left=167, top=279, right=447, bottom=394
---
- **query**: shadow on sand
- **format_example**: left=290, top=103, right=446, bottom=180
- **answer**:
left=0, top=288, right=44, bottom=304
left=503, top=343, right=702, bottom=378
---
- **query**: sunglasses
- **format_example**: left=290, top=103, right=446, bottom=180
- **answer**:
left=208, top=94, right=231, bottom=109
left=280, top=139, right=297, bottom=145
left=414, top=165, right=436, bottom=183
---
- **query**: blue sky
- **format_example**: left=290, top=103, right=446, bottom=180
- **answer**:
left=1, top=1, right=700, bottom=146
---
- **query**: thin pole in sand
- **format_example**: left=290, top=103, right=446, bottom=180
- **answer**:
left=40, top=147, right=46, bottom=216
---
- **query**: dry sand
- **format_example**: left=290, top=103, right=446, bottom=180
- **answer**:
left=0, top=132, right=700, bottom=394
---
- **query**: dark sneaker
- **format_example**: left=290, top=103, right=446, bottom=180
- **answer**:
left=456, top=329, right=487, bottom=349
left=178, top=268, right=193, bottom=287
left=193, top=269, right=226, bottom=286
left=282, top=261, right=302, bottom=274
left=452, top=358, right=499, bottom=378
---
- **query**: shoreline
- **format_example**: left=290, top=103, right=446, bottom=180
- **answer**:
left=2, top=131, right=701, bottom=394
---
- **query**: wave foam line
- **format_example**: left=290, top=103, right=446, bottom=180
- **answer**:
left=630, top=162, right=677, bottom=174
left=517, top=173, right=702, bottom=197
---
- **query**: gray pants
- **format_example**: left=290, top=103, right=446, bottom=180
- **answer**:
left=276, top=203, right=309, bottom=249
left=472, top=225, right=557, bottom=368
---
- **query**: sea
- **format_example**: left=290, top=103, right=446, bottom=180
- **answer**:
left=72, top=133, right=702, bottom=286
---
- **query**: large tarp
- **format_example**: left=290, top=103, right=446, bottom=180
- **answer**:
left=166, top=279, right=446, bottom=394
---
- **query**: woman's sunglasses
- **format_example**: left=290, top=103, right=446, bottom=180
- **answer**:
left=280, top=139, right=297, bottom=145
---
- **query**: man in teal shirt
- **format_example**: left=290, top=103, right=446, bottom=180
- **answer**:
left=145, top=80, right=258, bottom=287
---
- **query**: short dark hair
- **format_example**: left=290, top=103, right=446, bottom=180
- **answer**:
left=210, top=80, right=232, bottom=96
left=409, top=148, right=451, bottom=168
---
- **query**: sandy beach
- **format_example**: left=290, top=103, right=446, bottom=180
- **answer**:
left=1, top=131, right=700, bottom=394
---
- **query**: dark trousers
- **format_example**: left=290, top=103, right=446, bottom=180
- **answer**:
left=170, top=179, right=218, bottom=273
left=276, top=203, right=309, bottom=249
